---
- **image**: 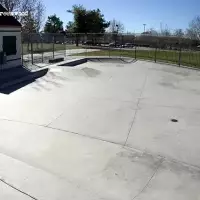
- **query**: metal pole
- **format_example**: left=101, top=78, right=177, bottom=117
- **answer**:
left=178, top=44, right=181, bottom=66
left=53, top=35, right=55, bottom=58
left=135, top=46, right=137, bottom=59
left=154, top=41, right=158, bottom=63
left=143, top=24, right=146, bottom=32
left=41, top=39, right=44, bottom=63
left=120, top=34, right=123, bottom=58
left=115, top=24, right=118, bottom=48
left=21, top=32, right=23, bottom=66
left=63, top=35, right=66, bottom=57
left=31, top=34, right=33, bottom=65
left=154, top=47, right=157, bottom=63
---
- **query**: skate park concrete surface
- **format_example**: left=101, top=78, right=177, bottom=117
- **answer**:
left=0, top=58, right=200, bottom=200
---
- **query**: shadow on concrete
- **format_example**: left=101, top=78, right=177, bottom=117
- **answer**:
left=0, top=79, right=35, bottom=94
left=0, top=66, right=48, bottom=94
left=27, top=71, right=69, bottom=92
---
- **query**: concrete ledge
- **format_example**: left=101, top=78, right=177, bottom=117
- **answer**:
left=65, top=56, right=200, bottom=71
left=0, top=68, right=48, bottom=89
left=49, top=57, right=64, bottom=63
left=58, top=57, right=136, bottom=67
left=59, top=58, right=87, bottom=66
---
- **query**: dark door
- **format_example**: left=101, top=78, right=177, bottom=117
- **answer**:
left=3, top=36, right=17, bottom=56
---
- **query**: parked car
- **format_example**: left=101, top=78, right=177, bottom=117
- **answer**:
left=82, top=40, right=93, bottom=45
left=122, top=43, right=134, bottom=48
left=108, top=42, right=121, bottom=47
left=55, top=41, right=64, bottom=44
left=108, top=42, right=115, bottom=47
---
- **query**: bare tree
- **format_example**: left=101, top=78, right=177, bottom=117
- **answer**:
left=161, top=29, right=171, bottom=36
left=186, top=16, right=200, bottom=40
left=148, top=28, right=159, bottom=36
left=174, top=29, right=184, bottom=37
left=34, top=1, right=45, bottom=32
left=160, top=24, right=171, bottom=36
left=186, top=28, right=197, bottom=40
left=0, top=0, right=34, bottom=12
left=108, top=19, right=124, bottom=33
left=0, top=0, right=20, bottom=11
left=0, top=0, right=45, bottom=32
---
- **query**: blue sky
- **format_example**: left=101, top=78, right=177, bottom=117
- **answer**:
left=42, top=0, right=200, bottom=33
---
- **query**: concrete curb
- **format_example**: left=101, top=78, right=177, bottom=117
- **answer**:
left=64, top=56, right=200, bottom=71
left=58, top=58, right=87, bottom=66
left=0, top=68, right=49, bottom=89
left=58, top=56, right=136, bottom=66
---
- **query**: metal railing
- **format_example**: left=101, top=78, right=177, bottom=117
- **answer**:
left=21, top=32, right=200, bottom=68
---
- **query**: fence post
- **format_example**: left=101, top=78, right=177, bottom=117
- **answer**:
left=178, top=44, right=182, bottom=67
left=120, top=34, right=122, bottom=58
left=154, top=46, right=157, bottom=63
left=114, top=33, right=117, bottom=48
left=53, top=35, right=55, bottom=58
left=41, top=38, right=44, bottom=63
left=30, top=35, right=33, bottom=65
left=135, top=46, right=137, bottom=59
left=21, top=34, right=23, bottom=66
left=63, top=35, right=66, bottom=57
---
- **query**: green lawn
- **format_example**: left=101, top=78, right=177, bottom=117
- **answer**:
left=73, top=49, right=200, bottom=68
left=22, top=43, right=82, bottom=54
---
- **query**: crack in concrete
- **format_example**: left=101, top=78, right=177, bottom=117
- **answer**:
left=139, top=103, right=200, bottom=111
left=45, top=111, right=65, bottom=127
left=123, top=69, right=149, bottom=147
left=0, top=178, right=39, bottom=200
left=132, top=158, right=164, bottom=200
left=0, top=117, right=200, bottom=171
left=0, top=118, right=44, bottom=127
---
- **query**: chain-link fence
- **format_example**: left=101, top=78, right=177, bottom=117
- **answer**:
left=21, top=32, right=200, bottom=68
left=22, top=33, right=67, bottom=68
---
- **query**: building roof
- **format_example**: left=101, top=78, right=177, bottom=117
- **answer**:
left=0, top=4, right=21, bottom=27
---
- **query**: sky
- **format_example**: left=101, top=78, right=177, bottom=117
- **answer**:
left=42, top=0, right=200, bottom=33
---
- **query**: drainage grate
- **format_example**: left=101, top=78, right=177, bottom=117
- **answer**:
left=171, top=119, right=178, bottom=122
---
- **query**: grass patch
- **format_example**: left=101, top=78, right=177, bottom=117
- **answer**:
left=22, top=43, right=83, bottom=54
left=72, top=49, right=200, bottom=68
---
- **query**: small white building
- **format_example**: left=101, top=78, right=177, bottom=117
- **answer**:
left=0, top=4, right=22, bottom=70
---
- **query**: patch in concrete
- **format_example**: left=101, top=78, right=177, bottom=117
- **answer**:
left=126, top=106, right=200, bottom=167
left=150, top=66, right=192, bottom=77
left=81, top=67, right=101, bottom=77
left=135, top=160, right=200, bottom=200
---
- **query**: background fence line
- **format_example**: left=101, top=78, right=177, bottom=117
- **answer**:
left=21, top=32, right=200, bottom=69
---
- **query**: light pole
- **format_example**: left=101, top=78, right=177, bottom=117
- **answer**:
left=143, top=24, right=146, bottom=33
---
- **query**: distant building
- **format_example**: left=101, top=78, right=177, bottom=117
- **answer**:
left=0, top=4, right=22, bottom=70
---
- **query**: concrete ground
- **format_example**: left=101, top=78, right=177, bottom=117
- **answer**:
left=0, top=60, right=200, bottom=200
